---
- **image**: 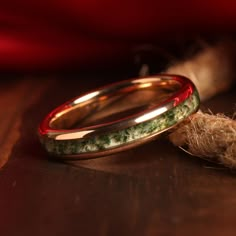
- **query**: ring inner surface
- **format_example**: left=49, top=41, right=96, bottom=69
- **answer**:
left=50, top=80, right=181, bottom=130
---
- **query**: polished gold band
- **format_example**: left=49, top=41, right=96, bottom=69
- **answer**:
left=38, top=74, right=200, bottom=159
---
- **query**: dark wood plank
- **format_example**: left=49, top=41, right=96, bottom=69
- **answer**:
left=0, top=76, right=235, bottom=236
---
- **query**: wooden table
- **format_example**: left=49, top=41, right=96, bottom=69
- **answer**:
left=0, top=75, right=235, bottom=236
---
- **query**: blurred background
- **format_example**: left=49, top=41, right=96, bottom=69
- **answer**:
left=1, top=0, right=236, bottom=74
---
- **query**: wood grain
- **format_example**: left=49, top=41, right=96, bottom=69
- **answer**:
left=0, top=75, right=235, bottom=236
left=0, top=78, right=54, bottom=168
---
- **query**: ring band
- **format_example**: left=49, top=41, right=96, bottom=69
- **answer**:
left=38, top=74, right=200, bottom=159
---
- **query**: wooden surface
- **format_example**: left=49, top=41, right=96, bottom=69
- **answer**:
left=0, top=75, right=235, bottom=236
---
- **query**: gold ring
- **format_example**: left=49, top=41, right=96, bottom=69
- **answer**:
left=38, top=74, right=200, bottom=159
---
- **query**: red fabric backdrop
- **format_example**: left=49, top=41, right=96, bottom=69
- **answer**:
left=0, top=0, right=235, bottom=70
